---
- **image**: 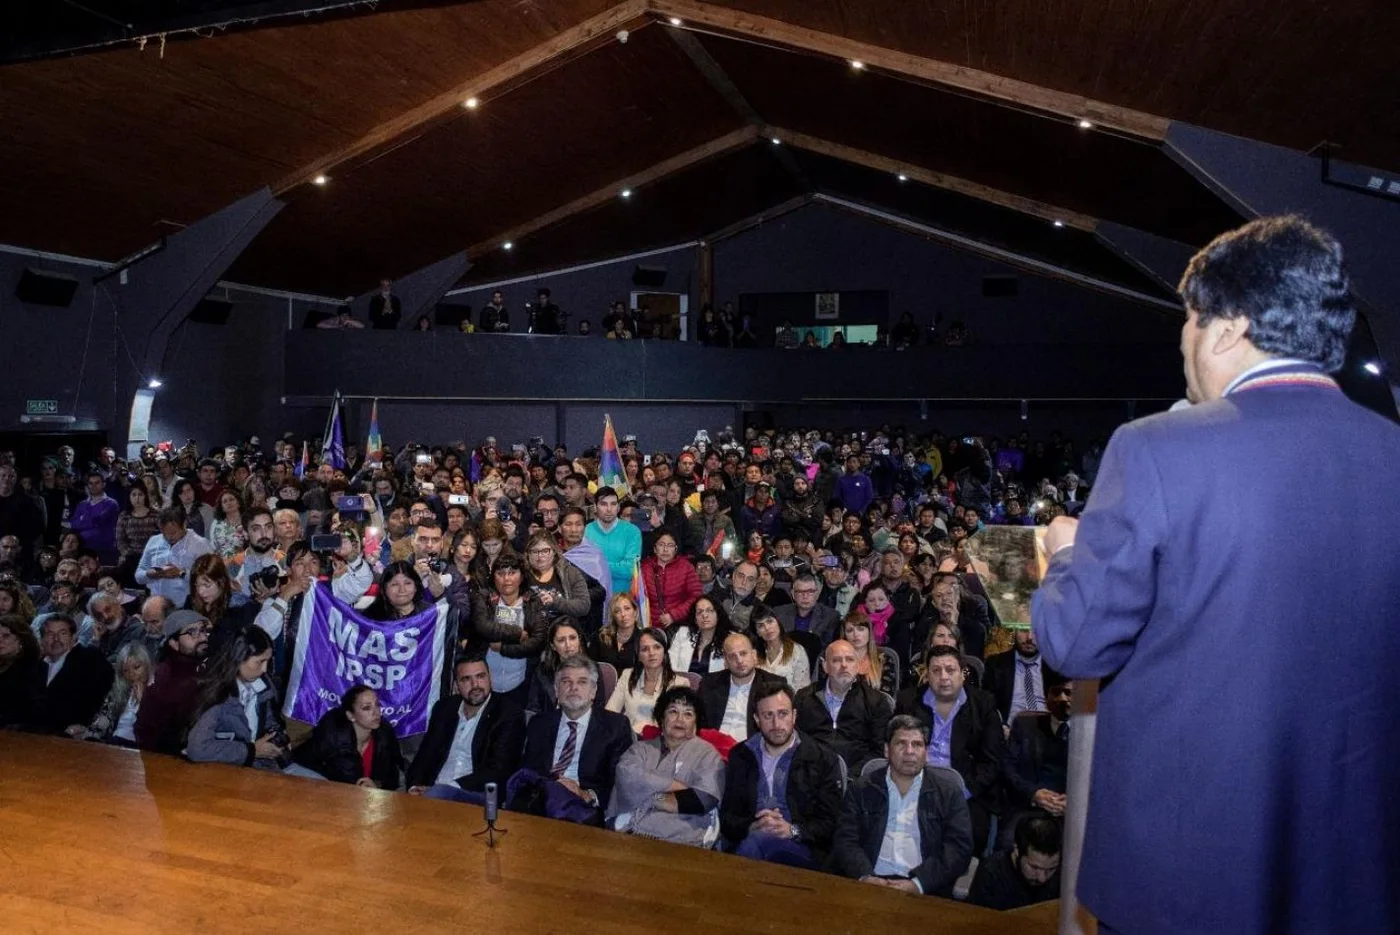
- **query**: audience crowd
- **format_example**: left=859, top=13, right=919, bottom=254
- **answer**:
left=0, top=423, right=1095, bottom=909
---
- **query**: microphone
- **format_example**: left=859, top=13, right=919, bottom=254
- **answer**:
left=484, top=782, right=498, bottom=824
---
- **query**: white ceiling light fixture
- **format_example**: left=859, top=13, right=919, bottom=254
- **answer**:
left=620, top=188, right=633, bottom=199
left=464, top=97, right=480, bottom=110
left=312, top=174, right=328, bottom=186
left=1077, top=118, right=1094, bottom=129
left=770, top=136, right=781, bottom=145
left=502, top=241, right=514, bottom=251
left=1053, top=220, right=1065, bottom=228
left=850, top=60, right=865, bottom=71
left=148, top=378, right=163, bottom=389
left=897, top=173, right=908, bottom=182
left=668, top=16, right=683, bottom=26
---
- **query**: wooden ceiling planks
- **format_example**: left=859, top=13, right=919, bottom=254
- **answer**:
left=225, top=22, right=744, bottom=294
left=699, top=33, right=1242, bottom=246
left=686, top=0, right=1400, bottom=171
left=0, top=0, right=621, bottom=261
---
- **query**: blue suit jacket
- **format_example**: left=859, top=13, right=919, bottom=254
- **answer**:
left=1033, top=368, right=1400, bottom=935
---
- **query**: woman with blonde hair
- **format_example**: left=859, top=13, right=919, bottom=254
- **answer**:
left=83, top=642, right=154, bottom=746
left=842, top=610, right=896, bottom=695
left=591, top=591, right=643, bottom=673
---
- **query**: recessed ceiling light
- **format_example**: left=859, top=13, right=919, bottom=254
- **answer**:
left=1364, top=361, right=1382, bottom=375
left=850, top=60, right=865, bottom=70
left=1053, top=220, right=1065, bottom=228
left=502, top=241, right=513, bottom=251
left=464, top=97, right=480, bottom=109
left=148, top=378, right=163, bottom=389
left=312, top=174, right=328, bottom=186
left=770, top=136, right=781, bottom=145
left=1077, top=118, right=1093, bottom=129
left=620, top=189, right=633, bottom=199
left=897, top=173, right=908, bottom=182
left=668, top=16, right=683, bottom=26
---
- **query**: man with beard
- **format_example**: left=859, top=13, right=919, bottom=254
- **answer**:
left=231, top=509, right=282, bottom=607
left=407, top=654, right=527, bottom=801
left=135, top=609, right=212, bottom=754
left=984, top=627, right=1047, bottom=727
left=780, top=474, right=823, bottom=544
left=794, top=639, right=892, bottom=772
left=719, top=681, right=844, bottom=867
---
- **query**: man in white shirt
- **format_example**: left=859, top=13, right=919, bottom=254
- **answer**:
left=134, top=508, right=213, bottom=608
left=407, top=654, right=526, bottom=801
left=831, top=715, right=974, bottom=896
left=699, top=632, right=784, bottom=742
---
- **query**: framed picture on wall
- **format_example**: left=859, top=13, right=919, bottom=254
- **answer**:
left=815, top=292, right=840, bottom=320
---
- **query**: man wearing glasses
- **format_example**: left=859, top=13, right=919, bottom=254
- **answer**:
left=134, top=609, right=212, bottom=755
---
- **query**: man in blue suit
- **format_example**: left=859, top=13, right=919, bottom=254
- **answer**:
left=1032, top=216, right=1400, bottom=935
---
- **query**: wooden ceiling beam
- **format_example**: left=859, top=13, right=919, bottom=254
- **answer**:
left=649, top=0, right=1169, bottom=141
left=274, top=0, right=652, bottom=194
left=466, top=126, right=758, bottom=258
left=769, top=126, right=1098, bottom=231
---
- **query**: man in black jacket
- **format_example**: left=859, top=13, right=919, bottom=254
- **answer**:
left=982, top=627, right=1048, bottom=725
left=27, top=613, right=113, bottom=735
left=968, top=814, right=1062, bottom=910
left=895, top=645, right=1006, bottom=853
left=699, top=631, right=785, bottom=741
left=720, top=682, right=844, bottom=868
left=794, top=640, right=892, bottom=773
left=518, top=654, right=632, bottom=823
left=407, top=655, right=525, bottom=800
left=830, top=714, right=974, bottom=895
left=1000, top=670, right=1072, bottom=847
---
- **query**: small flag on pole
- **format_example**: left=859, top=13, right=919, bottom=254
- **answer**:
left=365, top=398, right=383, bottom=463
left=629, top=559, right=651, bottom=629
left=599, top=414, right=629, bottom=496
left=321, top=390, right=346, bottom=470
left=295, top=440, right=309, bottom=479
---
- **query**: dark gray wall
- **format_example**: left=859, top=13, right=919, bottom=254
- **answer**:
left=714, top=203, right=1180, bottom=344
left=445, top=246, right=701, bottom=334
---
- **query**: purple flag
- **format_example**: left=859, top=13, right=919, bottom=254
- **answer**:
left=283, top=584, right=447, bottom=736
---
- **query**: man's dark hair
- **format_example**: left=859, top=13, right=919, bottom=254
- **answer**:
left=566, top=472, right=589, bottom=488
left=504, top=464, right=526, bottom=482
left=198, top=458, right=220, bottom=471
left=41, top=612, right=77, bottom=636
left=157, top=506, right=186, bottom=527
left=700, top=489, right=720, bottom=503
left=925, top=644, right=961, bottom=665
left=246, top=507, right=274, bottom=527
left=454, top=651, right=490, bottom=674
left=559, top=506, right=587, bottom=525
left=1016, top=815, right=1063, bottom=857
left=694, top=554, right=715, bottom=570
left=85, top=470, right=103, bottom=483
left=594, top=485, right=618, bottom=502
left=50, top=581, right=78, bottom=596
left=886, top=713, right=926, bottom=743
left=1178, top=215, right=1355, bottom=373
left=752, top=679, right=795, bottom=709
left=413, top=516, right=441, bottom=533
left=535, top=493, right=561, bottom=510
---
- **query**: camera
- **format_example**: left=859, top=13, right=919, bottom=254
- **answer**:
left=253, top=565, right=282, bottom=591
left=426, top=558, right=448, bottom=575
left=496, top=505, right=512, bottom=522
left=310, top=533, right=344, bottom=553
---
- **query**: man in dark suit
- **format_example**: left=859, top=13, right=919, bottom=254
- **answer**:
left=720, top=682, right=844, bottom=868
left=895, top=645, right=1005, bottom=853
left=1034, top=216, right=1400, bottom=935
left=773, top=574, right=841, bottom=645
left=830, top=714, right=973, bottom=895
left=968, top=814, right=1062, bottom=910
left=794, top=639, right=891, bottom=773
left=982, top=627, right=1047, bottom=726
left=407, top=654, right=525, bottom=800
left=699, top=631, right=785, bottom=741
left=1000, top=669, right=1072, bottom=848
left=519, top=654, right=631, bottom=823
left=27, top=613, right=113, bottom=735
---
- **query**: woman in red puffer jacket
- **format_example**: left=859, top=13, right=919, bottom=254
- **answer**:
left=639, top=531, right=701, bottom=628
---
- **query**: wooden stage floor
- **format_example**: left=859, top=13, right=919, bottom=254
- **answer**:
left=0, top=735, right=1057, bottom=934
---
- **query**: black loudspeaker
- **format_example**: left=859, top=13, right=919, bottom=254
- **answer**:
left=982, top=275, right=1019, bottom=298
left=16, top=268, right=79, bottom=307
left=189, top=298, right=233, bottom=325
left=632, top=265, right=667, bottom=288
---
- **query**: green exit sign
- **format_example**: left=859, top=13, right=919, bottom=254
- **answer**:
left=25, top=399, right=59, bottom=415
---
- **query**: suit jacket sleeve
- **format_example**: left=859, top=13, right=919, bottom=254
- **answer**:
left=966, top=695, right=1007, bottom=800
left=405, top=700, right=454, bottom=788
left=913, top=776, right=974, bottom=895
left=465, top=704, right=525, bottom=791
left=719, top=747, right=757, bottom=843
left=830, top=783, right=876, bottom=879
left=585, top=714, right=632, bottom=806
left=1031, top=423, right=1167, bottom=679
left=76, top=650, right=115, bottom=727
left=798, top=745, right=847, bottom=850
left=866, top=685, right=894, bottom=764
left=1003, top=719, right=1042, bottom=805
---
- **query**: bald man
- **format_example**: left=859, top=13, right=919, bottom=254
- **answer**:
left=794, top=639, right=893, bottom=771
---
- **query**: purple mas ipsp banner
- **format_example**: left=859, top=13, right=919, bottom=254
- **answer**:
left=283, top=584, right=447, bottom=736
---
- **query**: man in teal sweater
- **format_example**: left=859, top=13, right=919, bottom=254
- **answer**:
left=584, top=486, right=642, bottom=596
